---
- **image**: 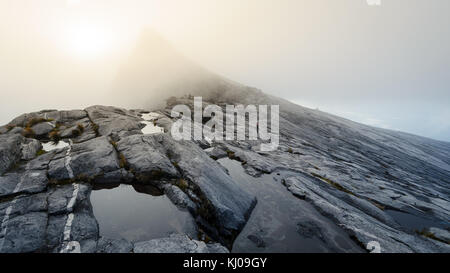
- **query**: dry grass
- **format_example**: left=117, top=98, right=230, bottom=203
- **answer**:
left=6, top=124, right=16, bottom=131
left=36, top=149, right=47, bottom=157
left=416, top=229, right=449, bottom=244
left=118, top=153, right=129, bottom=170
left=26, top=117, right=52, bottom=128
left=311, top=172, right=355, bottom=196
left=92, top=123, right=99, bottom=136
left=77, top=123, right=85, bottom=133
left=176, top=178, right=189, bottom=191
left=22, top=127, right=35, bottom=138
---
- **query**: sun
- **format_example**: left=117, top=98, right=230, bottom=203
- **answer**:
left=65, top=23, right=113, bottom=59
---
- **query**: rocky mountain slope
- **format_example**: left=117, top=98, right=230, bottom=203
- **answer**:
left=0, top=94, right=449, bottom=252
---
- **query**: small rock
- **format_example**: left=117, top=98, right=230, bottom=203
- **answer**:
left=247, top=234, right=266, bottom=248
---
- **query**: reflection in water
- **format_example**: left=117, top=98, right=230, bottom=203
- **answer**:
left=385, top=209, right=449, bottom=232
left=218, top=158, right=362, bottom=253
left=90, top=184, right=197, bottom=242
left=140, top=112, right=164, bottom=134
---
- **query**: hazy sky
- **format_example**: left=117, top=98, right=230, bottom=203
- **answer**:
left=0, top=0, right=449, bottom=141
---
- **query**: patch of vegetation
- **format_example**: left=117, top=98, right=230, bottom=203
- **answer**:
left=416, top=229, right=449, bottom=244
left=197, top=229, right=212, bottom=244
left=226, top=150, right=235, bottom=159
left=287, top=147, right=293, bottom=153
left=36, top=149, right=47, bottom=157
left=49, top=173, right=103, bottom=186
left=71, top=123, right=85, bottom=137
left=77, top=123, right=85, bottom=133
left=22, top=127, right=35, bottom=138
left=369, top=199, right=386, bottom=210
left=6, top=124, right=16, bottom=131
left=71, top=128, right=81, bottom=137
left=110, top=140, right=118, bottom=149
left=49, top=129, right=61, bottom=144
left=311, top=172, right=355, bottom=196
left=176, top=178, right=189, bottom=191
left=92, top=123, right=100, bottom=136
left=172, top=161, right=180, bottom=169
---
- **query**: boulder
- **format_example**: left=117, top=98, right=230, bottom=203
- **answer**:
left=117, top=135, right=180, bottom=183
left=31, top=122, right=54, bottom=136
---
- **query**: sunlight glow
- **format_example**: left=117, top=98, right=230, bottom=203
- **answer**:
left=65, top=23, right=113, bottom=59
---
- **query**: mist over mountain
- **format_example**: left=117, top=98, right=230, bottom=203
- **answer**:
left=112, top=29, right=265, bottom=109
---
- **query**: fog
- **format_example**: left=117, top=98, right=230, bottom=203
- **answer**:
left=0, top=0, right=449, bottom=141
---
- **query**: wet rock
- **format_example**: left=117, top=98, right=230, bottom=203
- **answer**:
left=31, top=122, right=54, bottom=137
left=0, top=212, right=48, bottom=253
left=282, top=173, right=448, bottom=253
left=69, top=211, right=99, bottom=243
left=0, top=170, right=48, bottom=198
left=206, top=147, right=228, bottom=160
left=297, top=221, right=325, bottom=241
left=1, top=99, right=449, bottom=253
left=133, top=234, right=228, bottom=253
left=48, top=184, right=91, bottom=215
left=247, top=234, right=266, bottom=248
left=96, top=237, right=133, bottom=253
left=46, top=214, right=67, bottom=250
left=163, top=184, right=197, bottom=214
left=131, top=134, right=257, bottom=241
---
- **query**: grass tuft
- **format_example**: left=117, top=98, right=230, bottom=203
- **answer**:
left=6, top=124, right=16, bottom=131
left=49, top=129, right=61, bottom=144
left=22, top=127, right=35, bottom=138
left=176, top=178, right=189, bottom=191
left=311, top=172, right=355, bottom=196
left=26, top=117, right=52, bottom=128
left=416, top=229, right=449, bottom=244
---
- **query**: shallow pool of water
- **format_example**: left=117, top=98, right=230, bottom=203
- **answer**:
left=90, top=184, right=197, bottom=242
left=217, top=158, right=363, bottom=253
left=385, top=209, right=449, bottom=232
left=42, top=141, right=69, bottom=152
